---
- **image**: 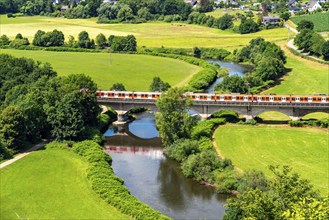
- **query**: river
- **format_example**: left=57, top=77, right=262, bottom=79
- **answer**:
left=206, top=60, right=253, bottom=93
left=104, top=111, right=228, bottom=220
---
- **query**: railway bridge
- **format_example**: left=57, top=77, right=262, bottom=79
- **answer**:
left=97, top=97, right=329, bottom=123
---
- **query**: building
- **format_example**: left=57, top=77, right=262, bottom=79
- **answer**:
left=262, top=16, right=280, bottom=25
left=308, top=0, right=322, bottom=11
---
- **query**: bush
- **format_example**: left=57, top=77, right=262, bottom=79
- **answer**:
left=212, top=110, right=239, bottom=122
left=45, top=141, right=69, bottom=150
left=191, top=118, right=226, bottom=139
left=165, top=139, right=200, bottom=162
left=215, top=170, right=240, bottom=193
left=181, top=150, right=232, bottom=183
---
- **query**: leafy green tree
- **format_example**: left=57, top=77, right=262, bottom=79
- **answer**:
left=110, top=83, right=126, bottom=91
left=95, top=33, right=107, bottom=48
left=297, top=20, right=314, bottom=31
left=165, top=139, right=200, bottom=162
left=0, top=34, right=10, bottom=46
left=78, top=31, right=94, bottom=48
left=155, top=87, right=194, bottom=147
left=137, top=7, right=152, bottom=20
left=86, top=0, right=102, bottom=17
left=32, top=30, right=46, bottom=46
left=253, top=57, right=285, bottom=81
left=217, top=14, right=233, bottom=30
left=193, top=47, right=201, bottom=58
left=117, top=4, right=134, bottom=22
left=149, top=77, right=170, bottom=92
left=0, top=105, right=27, bottom=149
left=239, top=19, right=259, bottom=34
left=280, top=11, right=290, bottom=21
left=294, top=29, right=314, bottom=52
left=215, top=75, right=248, bottom=93
left=321, top=40, right=329, bottom=59
left=310, top=32, right=325, bottom=55
left=15, top=33, right=23, bottom=39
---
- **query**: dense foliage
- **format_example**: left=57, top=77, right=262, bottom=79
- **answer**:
left=0, top=54, right=101, bottom=160
left=155, top=87, right=194, bottom=147
left=217, top=37, right=286, bottom=93
left=223, top=166, right=325, bottom=220
left=294, top=21, right=329, bottom=60
left=32, top=29, right=65, bottom=47
left=149, top=77, right=170, bottom=92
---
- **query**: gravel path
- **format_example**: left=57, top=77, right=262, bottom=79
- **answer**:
left=0, top=141, right=48, bottom=169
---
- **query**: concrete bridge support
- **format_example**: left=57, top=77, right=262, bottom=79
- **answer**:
left=113, top=110, right=128, bottom=125
left=244, top=115, right=254, bottom=122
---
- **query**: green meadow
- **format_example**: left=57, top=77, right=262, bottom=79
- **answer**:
left=0, top=15, right=289, bottom=48
left=262, top=44, right=329, bottom=95
left=290, top=12, right=329, bottom=32
left=0, top=49, right=201, bottom=91
left=0, top=149, right=129, bottom=219
left=214, top=125, right=329, bottom=195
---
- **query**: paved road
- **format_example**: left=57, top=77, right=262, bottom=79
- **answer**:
left=284, top=23, right=298, bottom=34
left=0, top=141, right=48, bottom=169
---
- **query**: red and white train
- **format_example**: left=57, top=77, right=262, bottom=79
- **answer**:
left=95, top=90, right=329, bottom=104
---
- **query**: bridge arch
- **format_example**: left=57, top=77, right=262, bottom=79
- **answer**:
left=302, top=112, right=329, bottom=120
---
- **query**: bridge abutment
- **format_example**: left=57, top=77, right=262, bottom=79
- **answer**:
left=244, top=115, right=254, bottom=122
left=113, top=110, right=128, bottom=125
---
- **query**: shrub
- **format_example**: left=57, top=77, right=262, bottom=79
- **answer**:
left=212, top=110, right=239, bottom=122
left=45, top=141, right=69, bottom=150
left=191, top=118, right=226, bottom=139
left=165, top=139, right=200, bottom=162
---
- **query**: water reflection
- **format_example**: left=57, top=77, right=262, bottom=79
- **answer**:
left=206, top=60, right=253, bottom=93
left=104, top=112, right=227, bottom=219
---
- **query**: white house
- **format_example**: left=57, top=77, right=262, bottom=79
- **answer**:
left=308, top=0, right=322, bottom=12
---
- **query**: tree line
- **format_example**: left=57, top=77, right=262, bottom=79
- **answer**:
left=0, top=30, right=137, bottom=51
left=0, top=54, right=105, bottom=160
left=294, top=20, right=329, bottom=60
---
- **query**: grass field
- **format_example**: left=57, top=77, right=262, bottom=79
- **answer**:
left=0, top=49, right=201, bottom=91
left=0, top=15, right=289, bottom=48
left=290, top=12, right=329, bottom=32
left=214, top=125, right=329, bottom=195
left=0, top=149, right=129, bottom=219
left=262, top=43, right=329, bottom=95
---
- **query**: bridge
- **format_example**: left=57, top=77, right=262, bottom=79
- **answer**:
left=97, top=97, right=329, bottom=122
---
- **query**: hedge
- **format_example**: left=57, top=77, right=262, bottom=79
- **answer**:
left=191, top=118, right=226, bottom=139
left=71, top=140, right=170, bottom=220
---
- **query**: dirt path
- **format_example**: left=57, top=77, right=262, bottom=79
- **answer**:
left=0, top=141, right=48, bottom=169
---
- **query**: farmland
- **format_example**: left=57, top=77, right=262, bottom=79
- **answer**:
left=0, top=49, right=201, bottom=91
left=290, top=12, right=329, bottom=32
left=214, top=125, right=329, bottom=195
left=0, top=15, right=289, bottom=49
left=0, top=149, right=129, bottom=219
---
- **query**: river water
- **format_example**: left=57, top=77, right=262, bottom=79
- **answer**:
left=206, top=60, right=253, bottom=93
left=104, top=112, right=228, bottom=219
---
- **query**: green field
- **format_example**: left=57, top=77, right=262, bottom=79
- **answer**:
left=0, top=149, right=129, bottom=219
left=0, top=15, right=289, bottom=48
left=214, top=125, right=329, bottom=195
left=262, top=43, right=329, bottom=95
left=290, top=12, right=329, bottom=32
left=0, top=49, right=201, bottom=91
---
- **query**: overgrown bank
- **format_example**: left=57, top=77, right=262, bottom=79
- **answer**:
left=46, top=141, right=170, bottom=220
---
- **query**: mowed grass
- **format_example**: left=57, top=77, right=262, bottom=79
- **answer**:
left=0, top=149, right=129, bottom=219
left=0, top=15, right=289, bottom=48
left=0, top=49, right=201, bottom=91
left=214, top=125, right=329, bottom=195
left=290, top=12, right=329, bottom=32
left=262, top=43, right=329, bottom=95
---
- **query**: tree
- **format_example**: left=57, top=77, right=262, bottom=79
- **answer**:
left=321, top=40, right=329, bottom=59
left=137, top=7, right=152, bottom=20
left=110, top=83, right=126, bottom=91
left=217, top=14, right=233, bottom=30
left=297, top=20, right=314, bottom=31
left=149, top=77, right=170, bottom=92
left=0, top=34, right=10, bottom=46
left=78, top=31, right=93, bottom=48
left=253, top=57, right=285, bottom=81
left=86, top=0, right=102, bottom=17
left=280, top=11, right=290, bottom=21
left=32, top=30, right=46, bottom=46
left=193, top=47, right=201, bottom=58
left=294, top=29, right=314, bottom=52
left=15, top=33, right=23, bottom=39
left=0, top=105, right=27, bottom=149
left=117, top=4, right=134, bottom=22
left=239, top=19, right=259, bottom=34
left=95, top=33, right=107, bottom=48
left=215, top=75, right=248, bottom=93
left=155, top=87, right=194, bottom=147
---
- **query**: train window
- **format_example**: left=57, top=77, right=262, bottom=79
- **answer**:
left=313, top=98, right=316, bottom=101
left=292, top=98, right=295, bottom=101
left=134, top=94, right=137, bottom=97
left=318, top=98, right=321, bottom=101
left=262, top=97, right=265, bottom=100
left=266, top=97, right=269, bottom=101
